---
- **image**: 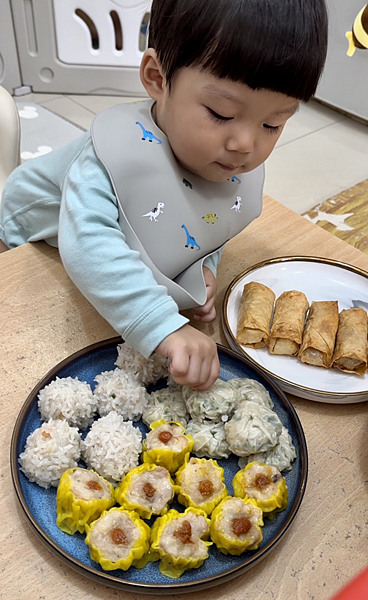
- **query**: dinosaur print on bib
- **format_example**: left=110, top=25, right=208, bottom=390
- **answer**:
left=182, top=225, right=201, bottom=250
left=142, top=202, right=165, bottom=221
left=91, top=99, right=264, bottom=309
left=202, top=213, right=218, bottom=224
left=136, top=121, right=162, bottom=144
left=182, top=178, right=193, bottom=189
left=231, top=196, right=242, bottom=212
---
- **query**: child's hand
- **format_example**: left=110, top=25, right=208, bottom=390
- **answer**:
left=192, top=266, right=217, bottom=323
left=155, top=324, right=220, bottom=390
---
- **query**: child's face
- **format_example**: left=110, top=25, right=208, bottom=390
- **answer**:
left=154, top=68, right=299, bottom=182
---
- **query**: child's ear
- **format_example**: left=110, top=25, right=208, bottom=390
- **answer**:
left=140, top=49, right=166, bottom=100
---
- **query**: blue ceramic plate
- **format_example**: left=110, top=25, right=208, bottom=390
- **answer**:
left=11, top=338, right=308, bottom=594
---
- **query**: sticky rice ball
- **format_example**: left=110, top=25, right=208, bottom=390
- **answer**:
left=93, top=368, right=149, bottom=421
left=82, top=412, right=142, bottom=484
left=114, top=343, right=169, bottom=386
left=18, top=419, right=81, bottom=489
left=37, top=376, right=97, bottom=430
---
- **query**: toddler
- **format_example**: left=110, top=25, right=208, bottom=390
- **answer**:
left=0, top=0, right=328, bottom=390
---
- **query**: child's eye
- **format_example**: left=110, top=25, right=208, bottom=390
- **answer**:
left=206, top=108, right=233, bottom=122
left=263, top=123, right=282, bottom=134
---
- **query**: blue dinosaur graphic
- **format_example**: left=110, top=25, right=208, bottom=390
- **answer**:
left=181, top=224, right=201, bottom=251
left=182, top=178, right=193, bottom=189
left=231, top=175, right=241, bottom=184
left=136, top=121, right=162, bottom=144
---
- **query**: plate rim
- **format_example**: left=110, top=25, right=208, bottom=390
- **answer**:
left=10, top=336, right=308, bottom=594
left=221, top=255, right=368, bottom=403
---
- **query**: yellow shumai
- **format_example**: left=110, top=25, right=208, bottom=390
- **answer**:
left=142, top=419, right=194, bottom=473
left=85, top=507, right=151, bottom=571
left=56, top=467, right=115, bottom=535
left=115, top=463, right=177, bottom=519
left=175, top=456, right=228, bottom=515
left=150, top=507, right=212, bottom=579
left=233, top=461, right=288, bottom=519
left=210, top=496, right=264, bottom=555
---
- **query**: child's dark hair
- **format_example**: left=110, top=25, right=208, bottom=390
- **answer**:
left=148, top=0, right=328, bottom=102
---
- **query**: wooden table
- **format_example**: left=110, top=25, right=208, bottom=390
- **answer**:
left=1, top=196, right=368, bottom=600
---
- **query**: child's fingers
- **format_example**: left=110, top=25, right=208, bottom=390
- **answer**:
left=193, top=306, right=217, bottom=322
left=155, top=324, right=219, bottom=389
left=190, top=354, right=220, bottom=390
left=169, top=349, right=219, bottom=389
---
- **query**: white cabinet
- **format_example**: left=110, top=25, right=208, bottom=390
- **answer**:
left=315, top=0, right=368, bottom=121
left=0, top=0, right=22, bottom=93
left=3, top=0, right=151, bottom=96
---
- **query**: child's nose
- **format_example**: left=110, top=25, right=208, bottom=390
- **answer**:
left=225, top=128, right=255, bottom=154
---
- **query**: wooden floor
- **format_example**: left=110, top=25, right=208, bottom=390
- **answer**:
left=303, top=179, right=368, bottom=255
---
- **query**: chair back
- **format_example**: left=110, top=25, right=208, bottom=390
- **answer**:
left=0, top=86, right=21, bottom=199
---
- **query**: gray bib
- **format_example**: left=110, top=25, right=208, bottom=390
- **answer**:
left=91, top=100, right=264, bottom=309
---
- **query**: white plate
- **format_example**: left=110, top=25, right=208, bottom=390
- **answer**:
left=221, top=256, right=368, bottom=404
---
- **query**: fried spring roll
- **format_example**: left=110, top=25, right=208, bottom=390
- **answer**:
left=269, top=290, right=309, bottom=356
left=332, top=308, right=368, bottom=376
left=236, top=282, right=275, bottom=348
left=298, top=301, right=339, bottom=368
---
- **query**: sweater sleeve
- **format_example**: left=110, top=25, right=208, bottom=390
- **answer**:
left=203, top=245, right=225, bottom=277
left=58, top=139, right=188, bottom=358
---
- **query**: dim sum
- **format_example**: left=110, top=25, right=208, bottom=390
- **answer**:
left=269, top=290, right=309, bottom=356
left=150, top=507, right=212, bottom=578
left=236, top=282, right=276, bottom=348
left=225, top=401, right=283, bottom=457
left=182, top=379, right=238, bottom=423
left=175, top=456, right=228, bottom=515
left=85, top=506, right=150, bottom=571
left=115, top=463, right=176, bottom=519
left=210, top=496, right=263, bottom=555
left=298, top=301, right=339, bottom=368
left=142, top=420, right=194, bottom=473
left=56, top=467, right=115, bottom=535
left=233, top=461, right=288, bottom=519
left=332, top=308, right=368, bottom=376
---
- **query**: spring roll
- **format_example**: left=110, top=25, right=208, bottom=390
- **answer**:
left=332, top=308, right=368, bottom=376
left=298, top=301, right=339, bottom=368
left=269, top=290, right=309, bottom=356
left=236, top=282, right=275, bottom=348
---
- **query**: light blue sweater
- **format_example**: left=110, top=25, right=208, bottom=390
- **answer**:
left=0, top=132, right=222, bottom=357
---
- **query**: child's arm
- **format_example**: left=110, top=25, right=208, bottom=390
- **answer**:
left=58, top=141, right=219, bottom=389
left=192, top=266, right=217, bottom=322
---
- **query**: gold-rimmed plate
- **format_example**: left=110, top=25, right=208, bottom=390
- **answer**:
left=221, top=256, right=368, bottom=404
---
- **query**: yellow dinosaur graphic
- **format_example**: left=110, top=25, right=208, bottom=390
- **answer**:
left=202, top=212, right=218, bottom=224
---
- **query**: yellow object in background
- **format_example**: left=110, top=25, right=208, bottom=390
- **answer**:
left=346, top=4, right=368, bottom=56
